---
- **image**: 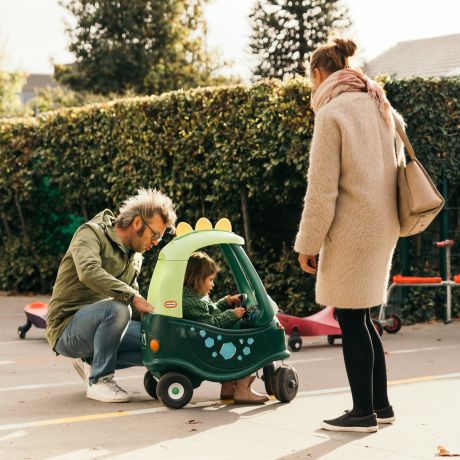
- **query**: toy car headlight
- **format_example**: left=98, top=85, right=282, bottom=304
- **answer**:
left=150, top=338, right=160, bottom=352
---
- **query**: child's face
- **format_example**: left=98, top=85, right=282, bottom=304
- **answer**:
left=200, top=273, right=216, bottom=296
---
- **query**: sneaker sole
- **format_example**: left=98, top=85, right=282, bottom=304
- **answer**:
left=320, top=421, right=379, bottom=433
left=86, top=393, right=130, bottom=403
left=377, top=416, right=395, bottom=424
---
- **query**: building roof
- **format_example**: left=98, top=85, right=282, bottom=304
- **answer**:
left=365, top=33, right=460, bottom=79
left=23, top=74, right=58, bottom=92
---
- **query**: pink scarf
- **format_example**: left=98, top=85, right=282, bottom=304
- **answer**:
left=311, top=68, right=391, bottom=125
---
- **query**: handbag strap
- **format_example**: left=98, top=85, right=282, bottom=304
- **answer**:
left=392, top=112, right=417, bottom=161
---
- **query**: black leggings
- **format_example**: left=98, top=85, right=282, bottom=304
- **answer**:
left=335, top=308, right=390, bottom=417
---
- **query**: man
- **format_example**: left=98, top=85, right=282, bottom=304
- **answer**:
left=46, top=188, right=176, bottom=403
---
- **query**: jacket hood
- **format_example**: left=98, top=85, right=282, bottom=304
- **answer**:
left=88, top=209, right=127, bottom=252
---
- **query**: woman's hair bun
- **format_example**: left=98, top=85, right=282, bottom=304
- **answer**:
left=332, top=37, right=357, bottom=58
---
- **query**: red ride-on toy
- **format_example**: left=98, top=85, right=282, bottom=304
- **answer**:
left=277, top=306, right=384, bottom=352
left=18, top=301, right=48, bottom=339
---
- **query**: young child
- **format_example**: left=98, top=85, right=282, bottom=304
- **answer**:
left=182, top=251, right=269, bottom=404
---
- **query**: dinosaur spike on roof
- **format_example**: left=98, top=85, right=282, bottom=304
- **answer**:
left=215, top=218, right=232, bottom=232
left=195, top=217, right=213, bottom=231
left=176, top=222, right=193, bottom=237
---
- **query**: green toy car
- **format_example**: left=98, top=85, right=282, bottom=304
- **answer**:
left=140, top=218, right=299, bottom=409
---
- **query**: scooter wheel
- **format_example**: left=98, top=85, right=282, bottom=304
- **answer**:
left=288, top=336, right=302, bottom=352
left=372, top=319, right=384, bottom=337
left=143, top=370, right=158, bottom=399
left=383, top=314, right=402, bottom=334
left=17, top=326, right=26, bottom=339
left=327, top=335, right=335, bottom=345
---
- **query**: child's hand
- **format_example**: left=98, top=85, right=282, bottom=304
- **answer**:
left=233, top=307, right=246, bottom=319
left=226, top=294, right=242, bottom=306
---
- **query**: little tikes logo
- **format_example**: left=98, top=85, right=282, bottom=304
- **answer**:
left=164, top=300, right=177, bottom=309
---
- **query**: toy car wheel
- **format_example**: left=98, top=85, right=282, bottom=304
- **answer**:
left=262, top=362, right=276, bottom=396
left=157, top=372, right=193, bottom=409
left=288, top=335, right=302, bottom=352
left=372, top=319, right=384, bottom=337
left=143, top=371, right=158, bottom=399
left=273, top=365, right=299, bottom=403
left=327, top=335, right=335, bottom=345
left=383, top=313, right=402, bottom=334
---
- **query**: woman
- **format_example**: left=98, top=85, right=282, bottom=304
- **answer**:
left=295, top=37, right=402, bottom=433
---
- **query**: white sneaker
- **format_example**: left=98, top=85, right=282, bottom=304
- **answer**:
left=86, top=375, right=131, bottom=403
left=71, top=358, right=92, bottom=386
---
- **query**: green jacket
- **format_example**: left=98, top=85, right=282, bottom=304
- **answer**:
left=182, top=287, right=239, bottom=329
left=46, top=210, right=142, bottom=350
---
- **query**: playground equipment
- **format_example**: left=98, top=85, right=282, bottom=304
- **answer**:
left=379, top=240, right=457, bottom=326
left=17, top=301, right=49, bottom=339
left=141, top=218, right=299, bottom=408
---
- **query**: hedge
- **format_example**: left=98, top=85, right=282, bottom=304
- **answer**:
left=1, top=77, right=459, bottom=322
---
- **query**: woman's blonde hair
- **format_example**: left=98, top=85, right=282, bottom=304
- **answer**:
left=309, top=36, right=358, bottom=76
left=184, top=251, right=219, bottom=294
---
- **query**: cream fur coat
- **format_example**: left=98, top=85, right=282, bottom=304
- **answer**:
left=294, top=92, right=403, bottom=308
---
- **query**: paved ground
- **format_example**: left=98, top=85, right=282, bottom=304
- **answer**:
left=1, top=294, right=460, bottom=459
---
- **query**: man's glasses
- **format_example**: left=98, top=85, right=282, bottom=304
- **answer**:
left=140, top=217, right=163, bottom=243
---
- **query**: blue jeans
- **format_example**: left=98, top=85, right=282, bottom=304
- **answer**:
left=55, top=299, right=143, bottom=384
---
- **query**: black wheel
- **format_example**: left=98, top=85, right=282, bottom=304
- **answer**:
left=383, top=314, right=402, bottom=334
left=327, top=335, right=335, bottom=345
left=262, top=362, right=276, bottom=396
left=17, top=326, right=26, bottom=339
left=143, top=371, right=158, bottom=399
left=288, top=335, right=302, bottom=352
left=273, top=365, right=299, bottom=403
left=157, top=372, right=193, bottom=409
left=372, top=319, right=384, bottom=337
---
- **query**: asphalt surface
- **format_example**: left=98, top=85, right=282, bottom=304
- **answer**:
left=1, top=294, right=460, bottom=459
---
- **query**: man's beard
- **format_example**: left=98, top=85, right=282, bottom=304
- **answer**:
left=127, top=225, right=146, bottom=252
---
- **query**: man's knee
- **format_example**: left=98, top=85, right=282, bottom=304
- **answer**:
left=106, top=300, right=131, bottom=326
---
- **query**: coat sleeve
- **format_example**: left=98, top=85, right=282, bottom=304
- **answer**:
left=294, top=111, right=341, bottom=255
left=70, top=227, right=136, bottom=305
left=183, top=295, right=238, bottom=329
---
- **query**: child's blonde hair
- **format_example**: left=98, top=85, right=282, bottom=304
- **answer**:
left=184, top=251, right=219, bottom=294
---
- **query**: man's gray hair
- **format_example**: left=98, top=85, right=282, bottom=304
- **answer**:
left=116, top=188, right=176, bottom=229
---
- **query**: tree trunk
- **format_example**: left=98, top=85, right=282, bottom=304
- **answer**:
left=240, top=187, right=252, bottom=256
left=1, top=212, right=12, bottom=240
left=14, top=192, right=46, bottom=293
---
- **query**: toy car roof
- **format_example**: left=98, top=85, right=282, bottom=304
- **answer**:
left=147, top=218, right=244, bottom=318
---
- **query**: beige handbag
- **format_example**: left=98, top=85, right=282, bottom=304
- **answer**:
left=393, top=115, right=445, bottom=237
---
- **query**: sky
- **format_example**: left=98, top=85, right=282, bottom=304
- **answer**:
left=0, top=0, right=459, bottom=81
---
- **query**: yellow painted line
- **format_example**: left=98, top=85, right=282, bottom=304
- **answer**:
left=1, top=410, right=129, bottom=431
left=2, top=373, right=460, bottom=432
left=388, top=375, right=441, bottom=386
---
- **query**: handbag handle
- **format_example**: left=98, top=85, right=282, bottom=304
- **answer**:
left=392, top=112, right=417, bottom=161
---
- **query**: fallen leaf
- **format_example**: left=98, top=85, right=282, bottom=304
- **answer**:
left=437, top=445, right=460, bottom=457
left=187, top=419, right=201, bottom=424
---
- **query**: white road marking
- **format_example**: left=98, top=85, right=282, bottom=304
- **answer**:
left=0, top=374, right=144, bottom=392
left=0, top=430, right=26, bottom=442
left=388, top=345, right=459, bottom=354
left=0, top=361, right=14, bottom=365
left=0, top=340, right=44, bottom=345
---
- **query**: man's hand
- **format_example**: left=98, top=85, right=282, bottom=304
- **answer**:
left=226, top=294, right=242, bottom=307
left=132, top=293, right=155, bottom=317
left=233, top=307, right=246, bottom=319
left=298, top=253, right=317, bottom=275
